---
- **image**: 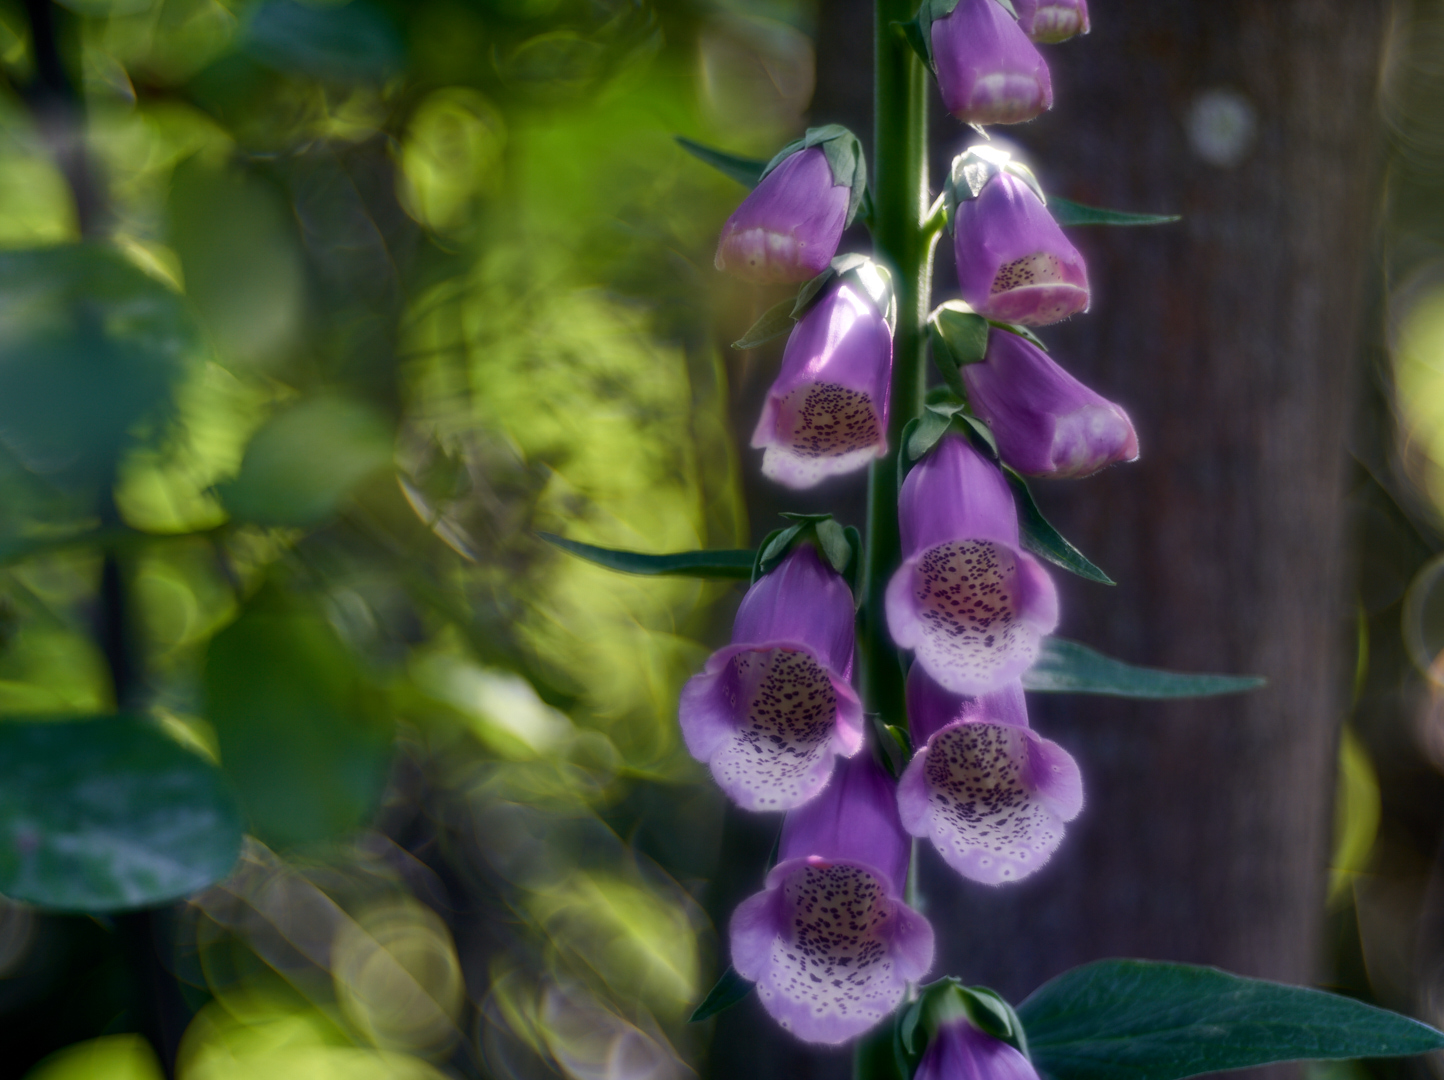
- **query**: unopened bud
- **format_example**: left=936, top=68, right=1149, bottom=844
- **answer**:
left=929, top=0, right=1052, bottom=126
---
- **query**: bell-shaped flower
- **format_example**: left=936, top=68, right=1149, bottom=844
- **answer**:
left=730, top=754, right=935, bottom=1043
left=916, top=1014, right=1043, bottom=1080
left=753, top=268, right=894, bottom=489
left=679, top=544, right=864, bottom=811
left=716, top=147, right=852, bottom=284
left=898, top=666, right=1082, bottom=884
left=885, top=433, right=1058, bottom=696
left=954, top=171, right=1088, bottom=326
left=930, top=0, right=1052, bottom=126
left=1013, top=0, right=1089, bottom=43
left=963, top=329, right=1138, bottom=478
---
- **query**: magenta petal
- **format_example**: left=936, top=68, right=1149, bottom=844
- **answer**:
left=778, top=754, right=911, bottom=893
left=752, top=279, right=893, bottom=490
left=716, top=148, right=850, bottom=283
left=954, top=172, right=1089, bottom=327
left=931, top=0, right=1053, bottom=126
left=899, top=720, right=1082, bottom=885
left=916, top=1019, right=1042, bottom=1080
left=964, top=330, right=1138, bottom=478
left=1013, top=0, right=1089, bottom=43
left=732, top=856, right=933, bottom=1044
left=905, top=664, right=1028, bottom=743
left=732, top=544, right=856, bottom=675
left=898, top=433, right=1019, bottom=554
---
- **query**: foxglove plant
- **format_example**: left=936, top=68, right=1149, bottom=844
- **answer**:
left=549, top=0, right=1441, bottom=1075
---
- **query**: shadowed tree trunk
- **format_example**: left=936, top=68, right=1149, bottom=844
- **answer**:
left=708, top=2, right=1389, bottom=1075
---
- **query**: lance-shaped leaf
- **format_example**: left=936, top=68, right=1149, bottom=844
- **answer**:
left=1004, top=469, right=1115, bottom=585
left=689, top=965, right=756, bottom=1023
left=1048, top=197, right=1180, bottom=228
left=732, top=297, right=798, bottom=349
left=0, top=716, right=244, bottom=912
left=1022, top=638, right=1266, bottom=698
left=674, top=136, right=767, bottom=188
left=1019, top=959, right=1444, bottom=1080
left=539, top=533, right=754, bottom=579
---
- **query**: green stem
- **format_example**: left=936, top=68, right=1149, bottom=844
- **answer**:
left=859, top=0, right=930, bottom=733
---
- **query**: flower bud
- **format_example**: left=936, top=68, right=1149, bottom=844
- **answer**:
left=1013, top=0, right=1089, bottom=43
left=716, top=126, right=867, bottom=283
left=963, top=329, right=1138, bottom=477
left=730, top=754, right=934, bottom=1043
left=954, top=170, right=1088, bottom=326
left=929, top=0, right=1052, bottom=126
left=916, top=1013, right=1042, bottom=1080
left=752, top=262, right=895, bottom=489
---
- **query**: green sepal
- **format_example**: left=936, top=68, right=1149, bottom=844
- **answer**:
left=898, top=396, right=998, bottom=488
left=1004, top=469, right=1116, bottom=585
left=944, top=145, right=1046, bottom=234
left=1048, top=196, right=1181, bottom=228
left=900, top=979, right=1030, bottom=1065
left=752, top=514, right=862, bottom=595
left=761, top=124, right=869, bottom=226
left=1023, top=637, right=1267, bottom=698
left=539, top=533, right=755, bottom=579
left=674, top=135, right=767, bottom=189
left=898, top=16, right=932, bottom=69
left=929, top=301, right=991, bottom=397
left=688, top=965, right=756, bottom=1023
left=867, top=713, right=913, bottom=779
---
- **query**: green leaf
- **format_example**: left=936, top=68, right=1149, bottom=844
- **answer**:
left=1019, top=959, right=1444, bottom=1080
left=897, top=18, right=931, bottom=69
left=0, top=715, right=243, bottom=912
left=0, top=246, right=198, bottom=486
left=1048, top=197, right=1180, bottom=228
left=540, top=533, right=755, bottom=579
left=675, top=136, right=767, bottom=189
left=1005, top=470, right=1115, bottom=585
left=242, top=0, right=403, bottom=83
left=732, top=297, right=798, bottom=349
left=689, top=965, right=756, bottom=1022
left=204, top=590, right=395, bottom=849
left=1023, top=638, right=1266, bottom=698
left=220, top=395, right=394, bottom=527
left=929, top=302, right=991, bottom=397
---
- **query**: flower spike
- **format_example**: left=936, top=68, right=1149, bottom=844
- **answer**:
left=898, top=666, right=1083, bottom=884
left=679, top=544, right=864, bottom=811
left=886, top=432, right=1058, bottom=695
left=730, top=754, right=934, bottom=1043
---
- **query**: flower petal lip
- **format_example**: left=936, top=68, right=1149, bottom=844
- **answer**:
left=930, top=0, right=1053, bottom=126
left=715, top=147, right=851, bottom=284
left=964, top=329, right=1138, bottom=478
left=752, top=278, right=894, bottom=490
left=678, top=545, right=863, bottom=811
left=887, top=435, right=1059, bottom=695
left=1013, top=0, right=1090, bottom=43
left=954, top=171, right=1089, bottom=327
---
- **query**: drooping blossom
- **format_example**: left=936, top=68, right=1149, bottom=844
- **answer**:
left=885, top=433, right=1058, bottom=695
left=679, top=544, right=863, bottom=811
left=753, top=267, right=893, bottom=489
left=898, top=665, right=1082, bottom=884
left=954, top=170, right=1088, bottom=326
left=930, top=0, right=1052, bottom=126
left=730, top=754, right=935, bottom=1043
left=916, top=1013, right=1042, bottom=1080
left=716, top=147, right=851, bottom=284
left=1013, top=0, right=1089, bottom=43
left=963, top=329, right=1138, bottom=478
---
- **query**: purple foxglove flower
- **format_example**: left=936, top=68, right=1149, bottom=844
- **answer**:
left=730, top=754, right=935, bottom=1043
left=679, top=544, right=864, bottom=811
left=715, top=147, right=851, bottom=284
left=885, top=433, right=1058, bottom=696
left=916, top=1015, right=1042, bottom=1080
left=752, top=273, right=893, bottom=489
left=1013, top=0, right=1089, bottom=43
left=930, top=0, right=1053, bottom=126
left=954, top=171, right=1088, bottom=326
left=963, top=329, right=1138, bottom=478
left=898, top=666, right=1082, bottom=884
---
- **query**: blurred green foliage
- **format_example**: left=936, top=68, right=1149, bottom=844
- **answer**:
left=0, top=0, right=816, bottom=1072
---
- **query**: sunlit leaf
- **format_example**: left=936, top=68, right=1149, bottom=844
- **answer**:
left=0, top=715, right=243, bottom=912
left=1019, top=960, right=1444, bottom=1080
left=1023, top=637, right=1267, bottom=698
left=1048, top=197, right=1180, bottom=228
left=539, top=533, right=754, bottom=579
